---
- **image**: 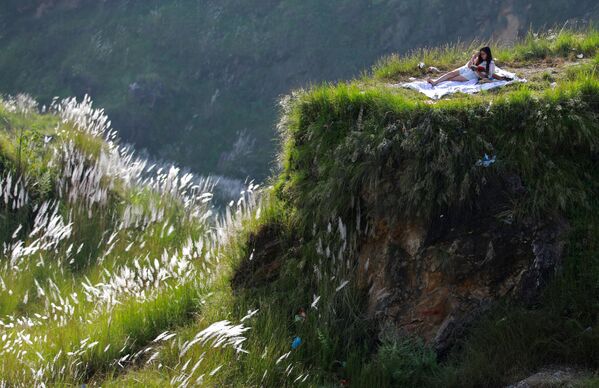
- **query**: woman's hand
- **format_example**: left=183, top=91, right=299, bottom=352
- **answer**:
left=468, top=53, right=478, bottom=66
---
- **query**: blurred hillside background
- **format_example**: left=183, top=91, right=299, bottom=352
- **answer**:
left=1, top=0, right=597, bottom=179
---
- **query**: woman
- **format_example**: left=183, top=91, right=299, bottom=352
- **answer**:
left=427, top=47, right=496, bottom=86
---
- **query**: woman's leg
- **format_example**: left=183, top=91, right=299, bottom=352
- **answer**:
left=427, top=69, right=459, bottom=85
left=427, top=69, right=468, bottom=86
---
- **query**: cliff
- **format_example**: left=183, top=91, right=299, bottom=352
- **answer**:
left=266, top=28, right=599, bottom=385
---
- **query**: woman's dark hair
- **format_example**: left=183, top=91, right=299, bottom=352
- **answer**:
left=476, top=46, right=493, bottom=74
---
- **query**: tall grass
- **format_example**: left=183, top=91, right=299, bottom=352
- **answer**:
left=271, top=28, right=599, bottom=387
left=0, top=93, right=263, bottom=385
left=374, top=27, right=599, bottom=81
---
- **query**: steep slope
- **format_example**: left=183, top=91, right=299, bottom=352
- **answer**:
left=269, top=30, right=599, bottom=386
left=271, top=29, right=599, bottom=386
left=0, top=1, right=597, bottom=179
left=0, top=94, right=261, bottom=385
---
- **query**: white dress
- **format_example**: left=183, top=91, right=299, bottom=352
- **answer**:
left=458, top=60, right=495, bottom=81
left=458, top=65, right=479, bottom=81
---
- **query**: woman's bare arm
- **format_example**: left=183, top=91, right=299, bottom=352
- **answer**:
left=487, top=61, right=496, bottom=78
left=468, top=53, right=478, bottom=66
left=477, top=61, right=495, bottom=81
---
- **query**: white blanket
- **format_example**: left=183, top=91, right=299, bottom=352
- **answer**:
left=396, top=67, right=525, bottom=99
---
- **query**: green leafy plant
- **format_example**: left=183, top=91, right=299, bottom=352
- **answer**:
left=377, top=333, right=440, bottom=386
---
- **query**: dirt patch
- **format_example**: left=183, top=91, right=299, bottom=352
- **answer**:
left=231, top=223, right=285, bottom=291
left=502, top=58, right=589, bottom=80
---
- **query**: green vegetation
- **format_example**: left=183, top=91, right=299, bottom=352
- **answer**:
left=0, top=95, right=243, bottom=384
left=103, top=28, right=598, bottom=386
left=263, top=28, right=599, bottom=386
left=373, top=28, right=599, bottom=81
left=2, top=28, right=599, bottom=387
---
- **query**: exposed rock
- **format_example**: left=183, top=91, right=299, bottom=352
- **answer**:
left=506, top=366, right=594, bottom=387
left=356, top=174, right=569, bottom=355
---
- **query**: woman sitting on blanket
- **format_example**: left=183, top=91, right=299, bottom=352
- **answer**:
left=427, top=47, right=510, bottom=86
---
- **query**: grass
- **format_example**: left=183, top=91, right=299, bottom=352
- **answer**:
left=100, top=193, right=384, bottom=387
left=0, top=281, right=204, bottom=383
left=276, top=76, right=599, bottom=233
left=0, top=95, right=248, bottom=385
left=1, top=27, right=599, bottom=387
left=373, top=27, right=599, bottom=82
left=270, top=27, right=599, bottom=386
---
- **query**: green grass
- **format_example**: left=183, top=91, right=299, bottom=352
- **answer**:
left=269, top=27, right=599, bottom=386
left=100, top=193, right=385, bottom=387
left=0, top=97, right=227, bottom=384
left=2, top=27, right=599, bottom=387
left=276, top=76, right=599, bottom=234
left=373, top=28, right=599, bottom=82
left=0, top=281, right=204, bottom=384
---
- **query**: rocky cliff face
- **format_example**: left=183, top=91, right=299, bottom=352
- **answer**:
left=357, top=174, right=569, bottom=355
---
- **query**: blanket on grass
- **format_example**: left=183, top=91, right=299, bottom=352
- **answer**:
left=397, top=67, right=525, bottom=99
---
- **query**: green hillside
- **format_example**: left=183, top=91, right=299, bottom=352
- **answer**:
left=1, top=29, right=599, bottom=386
left=0, top=93, right=261, bottom=384
left=0, top=0, right=598, bottom=179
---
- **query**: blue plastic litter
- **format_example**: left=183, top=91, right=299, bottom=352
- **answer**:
left=291, top=336, right=302, bottom=350
left=476, top=153, right=496, bottom=167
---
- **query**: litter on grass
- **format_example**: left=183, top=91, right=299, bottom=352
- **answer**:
left=291, top=337, right=302, bottom=350
left=476, top=153, right=496, bottom=167
left=294, top=308, right=307, bottom=323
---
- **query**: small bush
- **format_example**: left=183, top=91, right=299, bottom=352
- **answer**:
left=377, top=333, right=440, bottom=386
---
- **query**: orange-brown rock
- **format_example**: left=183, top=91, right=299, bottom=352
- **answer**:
left=357, top=175, right=568, bottom=355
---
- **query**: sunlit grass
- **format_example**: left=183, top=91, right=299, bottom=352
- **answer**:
left=271, top=27, right=599, bottom=387
left=373, top=27, right=599, bottom=82
left=0, top=93, right=263, bottom=385
left=2, top=27, right=599, bottom=387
